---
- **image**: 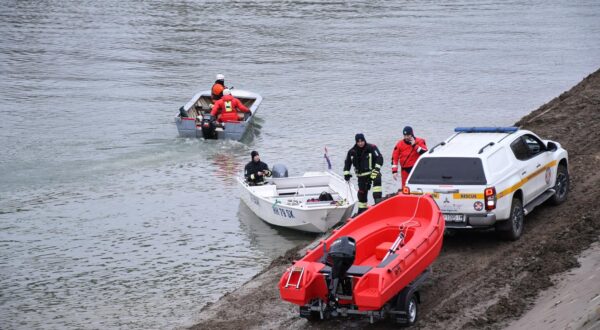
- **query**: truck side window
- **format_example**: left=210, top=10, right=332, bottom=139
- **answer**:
left=510, top=138, right=529, bottom=160
left=522, top=134, right=545, bottom=157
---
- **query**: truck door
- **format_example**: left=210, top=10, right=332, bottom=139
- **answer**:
left=522, top=134, right=554, bottom=198
left=510, top=136, right=539, bottom=205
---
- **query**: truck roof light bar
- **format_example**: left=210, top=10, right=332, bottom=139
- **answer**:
left=454, top=127, right=518, bottom=133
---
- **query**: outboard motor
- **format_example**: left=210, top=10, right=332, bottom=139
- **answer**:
left=271, top=164, right=289, bottom=178
left=319, top=191, right=333, bottom=201
left=179, top=106, right=189, bottom=118
left=201, top=114, right=218, bottom=139
left=327, top=236, right=356, bottom=305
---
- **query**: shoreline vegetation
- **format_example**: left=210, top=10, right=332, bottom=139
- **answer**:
left=188, top=69, right=600, bottom=330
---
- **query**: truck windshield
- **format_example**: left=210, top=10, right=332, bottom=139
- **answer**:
left=409, top=157, right=487, bottom=185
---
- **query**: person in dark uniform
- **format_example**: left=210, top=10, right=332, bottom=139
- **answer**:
left=343, top=133, right=384, bottom=215
left=244, top=150, right=272, bottom=185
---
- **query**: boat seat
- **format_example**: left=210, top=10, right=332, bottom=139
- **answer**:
left=376, top=254, right=398, bottom=268
left=375, top=242, right=394, bottom=260
left=319, top=265, right=373, bottom=277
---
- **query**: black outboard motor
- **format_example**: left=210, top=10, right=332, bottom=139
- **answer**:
left=271, top=164, right=289, bottom=178
left=179, top=106, right=189, bottom=118
left=327, top=236, right=356, bottom=305
left=201, top=114, right=218, bottom=139
left=319, top=191, right=333, bottom=201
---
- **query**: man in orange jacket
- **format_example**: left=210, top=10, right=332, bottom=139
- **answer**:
left=391, top=126, right=428, bottom=189
left=211, top=74, right=227, bottom=101
left=210, top=89, right=250, bottom=123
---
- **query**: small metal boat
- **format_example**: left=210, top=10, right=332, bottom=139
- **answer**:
left=238, top=171, right=357, bottom=233
left=175, top=89, right=262, bottom=140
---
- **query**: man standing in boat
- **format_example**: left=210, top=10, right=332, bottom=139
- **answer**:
left=343, top=134, right=383, bottom=215
left=211, top=74, right=227, bottom=101
left=210, top=89, right=250, bottom=123
left=245, top=151, right=272, bottom=186
left=391, top=126, right=428, bottom=189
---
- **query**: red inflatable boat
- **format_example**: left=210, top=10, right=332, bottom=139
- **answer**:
left=278, top=194, right=444, bottom=325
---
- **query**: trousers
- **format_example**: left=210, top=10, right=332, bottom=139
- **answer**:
left=357, top=175, right=382, bottom=214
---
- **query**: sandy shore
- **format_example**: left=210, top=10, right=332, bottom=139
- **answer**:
left=188, top=68, right=600, bottom=330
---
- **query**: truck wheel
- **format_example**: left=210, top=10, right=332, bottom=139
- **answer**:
left=496, top=197, right=524, bottom=241
left=549, top=164, right=569, bottom=205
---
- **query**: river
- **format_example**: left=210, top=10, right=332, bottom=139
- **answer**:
left=1, top=0, right=599, bottom=329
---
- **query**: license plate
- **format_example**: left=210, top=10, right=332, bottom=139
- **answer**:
left=443, top=214, right=465, bottom=222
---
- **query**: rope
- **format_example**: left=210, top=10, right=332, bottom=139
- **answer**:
left=400, top=194, right=423, bottom=229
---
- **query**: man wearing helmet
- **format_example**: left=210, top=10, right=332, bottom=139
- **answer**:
left=211, top=74, right=227, bottom=101
left=391, top=126, right=428, bottom=189
left=210, top=89, right=250, bottom=123
left=344, top=133, right=384, bottom=215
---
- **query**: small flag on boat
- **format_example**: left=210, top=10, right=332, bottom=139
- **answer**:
left=324, top=146, right=332, bottom=170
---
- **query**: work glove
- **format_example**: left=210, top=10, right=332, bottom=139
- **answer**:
left=370, top=168, right=380, bottom=180
left=264, top=169, right=272, bottom=177
left=344, top=174, right=351, bottom=181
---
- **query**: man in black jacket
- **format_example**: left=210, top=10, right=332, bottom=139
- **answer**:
left=343, top=133, right=384, bottom=215
left=245, top=150, right=272, bottom=185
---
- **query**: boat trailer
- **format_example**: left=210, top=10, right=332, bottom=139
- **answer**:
left=291, top=267, right=431, bottom=326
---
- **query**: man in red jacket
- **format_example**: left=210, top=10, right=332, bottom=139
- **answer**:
left=210, top=89, right=250, bottom=123
left=391, top=126, right=428, bottom=189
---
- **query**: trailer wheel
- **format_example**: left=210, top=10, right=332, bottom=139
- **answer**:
left=405, top=294, right=418, bottom=326
left=395, top=291, right=419, bottom=327
left=304, top=311, right=321, bottom=322
left=299, top=306, right=322, bottom=322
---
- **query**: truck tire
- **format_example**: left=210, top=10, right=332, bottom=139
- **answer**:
left=549, top=164, right=569, bottom=205
left=496, top=197, right=524, bottom=241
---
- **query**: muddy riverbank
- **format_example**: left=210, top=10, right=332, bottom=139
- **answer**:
left=188, top=68, right=600, bottom=329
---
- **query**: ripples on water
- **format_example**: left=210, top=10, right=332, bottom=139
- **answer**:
left=1, top=0, right=599, bottom=329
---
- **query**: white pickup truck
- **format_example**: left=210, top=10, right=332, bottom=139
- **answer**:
left=404, top=127, right=569, bottom=240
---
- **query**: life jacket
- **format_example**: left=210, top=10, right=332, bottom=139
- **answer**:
left=211, top=83, right=224, bottom=100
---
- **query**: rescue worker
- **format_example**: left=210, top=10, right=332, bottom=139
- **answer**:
left=210, top=89, right=250, bottom=123
left=344, top=133, right=384, bottom=215
left=245, top=151, right=272, bottom=185
left=391, top=126, right=428, bottom=189
left=211, top=74, right=227, bottom=101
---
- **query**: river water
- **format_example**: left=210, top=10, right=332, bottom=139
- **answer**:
left=1, top=0, right=599, bottom=329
